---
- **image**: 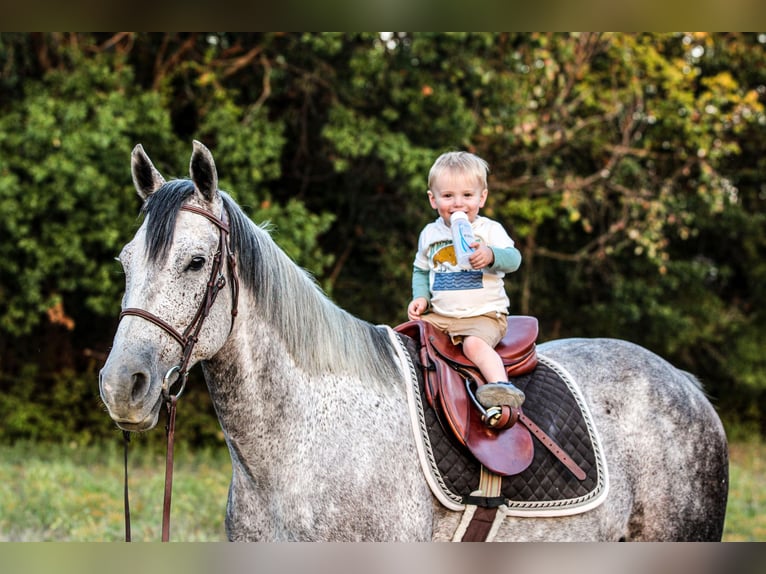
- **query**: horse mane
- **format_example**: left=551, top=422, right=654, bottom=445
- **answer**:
left=142, top=180, right=400, bottom=387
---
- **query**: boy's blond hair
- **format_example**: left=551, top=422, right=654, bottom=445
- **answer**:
left=428, top=151, right=490, bottom=191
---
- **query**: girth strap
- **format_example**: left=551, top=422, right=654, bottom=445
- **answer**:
left=461, top=507, right=500, bottom=542
left=456, top=466, right=504, bottom=542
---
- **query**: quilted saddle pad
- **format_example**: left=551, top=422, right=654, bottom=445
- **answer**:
left=393, top=331, right=609, bottom=517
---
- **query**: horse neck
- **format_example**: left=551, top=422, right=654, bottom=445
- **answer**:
left=202, top=300, right=295, bottom=424
left=229, top=229, right=401, bottom=391
left=199, top=295, right=409, bottom=499
left=198, top=222, right=406, bottom=470
left=201, top=289, right=400, bottom=434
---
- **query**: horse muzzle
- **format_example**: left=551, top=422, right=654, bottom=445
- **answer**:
left=99, top=360, right=165, bottom=431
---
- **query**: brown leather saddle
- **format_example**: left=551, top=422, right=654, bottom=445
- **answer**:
left=395, top=316, right=585, bottom=479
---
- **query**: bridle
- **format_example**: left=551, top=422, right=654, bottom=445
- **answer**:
left=121, top=204, right=239, bottom=398
left=118, top=203, right=239, bottom=542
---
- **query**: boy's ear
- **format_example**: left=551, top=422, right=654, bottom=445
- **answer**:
left=479, top=187, right=488, bottom=207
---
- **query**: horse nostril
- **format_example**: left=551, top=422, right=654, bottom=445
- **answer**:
left=131, top=371, right=150, bottom=402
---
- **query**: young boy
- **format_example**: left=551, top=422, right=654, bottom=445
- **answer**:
left=407, top=151, right=525, bottom=410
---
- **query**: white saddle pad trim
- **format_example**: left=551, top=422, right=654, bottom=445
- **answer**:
left=386, top=326, right=464, bottom=511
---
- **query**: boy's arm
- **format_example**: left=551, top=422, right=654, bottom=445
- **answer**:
left=412, top=266, right=431, bottom=302
left=488, top=246, right=522, bottom=273
left=408, top=267, right=431, bottom=320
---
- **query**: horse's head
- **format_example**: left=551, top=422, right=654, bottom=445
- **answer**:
left=99, top=141, right=238, bottom=431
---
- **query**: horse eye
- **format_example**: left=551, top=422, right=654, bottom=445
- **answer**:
left=186, top=256, right=206, bottom=272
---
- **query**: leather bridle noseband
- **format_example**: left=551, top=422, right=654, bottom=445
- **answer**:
left=118, top=203, right=239, bottom=542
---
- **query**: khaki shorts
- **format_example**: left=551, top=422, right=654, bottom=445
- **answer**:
left=420, top=311, right=508, bottom=348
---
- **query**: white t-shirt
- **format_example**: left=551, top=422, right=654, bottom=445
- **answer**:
left=413, top=215, right=515, bottom=318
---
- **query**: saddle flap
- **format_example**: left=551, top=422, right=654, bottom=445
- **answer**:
left=438, top=369, right=534, bottom=476
left=466, top=418, right=534, bottom=476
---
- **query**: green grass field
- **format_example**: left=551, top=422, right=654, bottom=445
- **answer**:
left=722, top=440, right=766, bottom=541
left=0, top=441, right=230, bottom=542
left=0, top=439, right=762, bottom=541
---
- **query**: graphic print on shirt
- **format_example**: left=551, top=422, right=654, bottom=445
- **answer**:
left=429, top=240, right=483, bottom=291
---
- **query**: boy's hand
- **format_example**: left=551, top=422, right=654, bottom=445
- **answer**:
left=468, top=244, right=495, bottom=269
left=408, top=297, right=429, bottom=320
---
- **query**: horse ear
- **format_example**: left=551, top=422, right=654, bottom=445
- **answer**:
left=131, top=144, right=166, bottom=200
left=190, top=140, right=219, bottom=203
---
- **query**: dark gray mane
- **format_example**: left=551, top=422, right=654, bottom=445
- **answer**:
left=142, top=179, right=196, bottom=264
left=141, top=179, right=400, bottom=386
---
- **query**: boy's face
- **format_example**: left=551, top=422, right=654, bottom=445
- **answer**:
left=428, top=170, right=488, bottom=224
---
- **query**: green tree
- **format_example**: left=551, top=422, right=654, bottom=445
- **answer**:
left=0, top=33, right=336, bottom=342
left=0, top=44, right=174, bottom=338
left=1, top=33, right=765, bottom=442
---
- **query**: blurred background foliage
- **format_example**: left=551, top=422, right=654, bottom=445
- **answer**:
left=1, top=32, right=765, bottom=447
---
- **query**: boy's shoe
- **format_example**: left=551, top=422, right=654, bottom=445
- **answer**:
left=475, top=381, right=525, bottom=409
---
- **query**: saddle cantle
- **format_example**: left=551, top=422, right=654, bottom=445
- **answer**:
left=395, top=316, right=539, bottom=476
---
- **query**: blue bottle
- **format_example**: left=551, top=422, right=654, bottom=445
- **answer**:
left=450, top=211, right=475, bottom=269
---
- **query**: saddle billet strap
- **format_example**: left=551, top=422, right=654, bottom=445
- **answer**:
left=519, top=412, right=587, bottom=481
left=479, top=465, right=503, bottom=497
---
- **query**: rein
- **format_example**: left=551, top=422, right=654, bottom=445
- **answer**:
left=119, top=204, right=239, bottom=542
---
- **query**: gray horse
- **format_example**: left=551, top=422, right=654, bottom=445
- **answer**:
left=99, top=141, right=728, bottom=541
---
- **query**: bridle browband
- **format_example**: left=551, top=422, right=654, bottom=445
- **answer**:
left=118, top=203, right=239, bottom=542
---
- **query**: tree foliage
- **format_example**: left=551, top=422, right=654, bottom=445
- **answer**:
left=1, top=32, right=765, bottom=442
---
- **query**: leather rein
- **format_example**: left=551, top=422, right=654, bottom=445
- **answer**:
left=119, top=204, right=239, bottom=542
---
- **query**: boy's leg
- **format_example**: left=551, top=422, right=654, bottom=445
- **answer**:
left=462, top=335, right=525, bottom=409
left=462, top=335, right=507, bottom=382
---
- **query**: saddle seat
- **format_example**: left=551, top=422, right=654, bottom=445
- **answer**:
left=396, top=315, right=539, bottom=396
left=417, top=315, right=538, bottom=377
left=395, top=316, right=539, bottom=476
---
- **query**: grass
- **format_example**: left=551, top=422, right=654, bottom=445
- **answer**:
left=0, top=440, right=230, bottom=542
left=0, top=439, right=762, bottom=541
left=723, top=439, right=766, bottom=542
